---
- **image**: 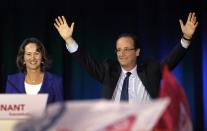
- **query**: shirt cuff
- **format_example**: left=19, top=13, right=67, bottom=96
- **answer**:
left=66, top=40, right=79, bottom=53
left=181, top=39, right=190, bottom=49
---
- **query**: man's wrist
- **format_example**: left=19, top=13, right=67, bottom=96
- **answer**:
left=65, top=37, right=74, bottom=45
left=181, top=38, right=190, bottom=49
left=66, top=39, right=78, bottom=53
left=182, top=34, right=192, bottom=41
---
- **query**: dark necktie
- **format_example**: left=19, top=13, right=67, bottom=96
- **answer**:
left=120, top=72, right=131, bottom=101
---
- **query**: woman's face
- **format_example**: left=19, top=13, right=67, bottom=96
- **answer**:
left=24, top=43, right=42, bottom=71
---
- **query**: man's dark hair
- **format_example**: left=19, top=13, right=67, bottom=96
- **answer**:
left=16, top=37, right=51, bottom=72
left=116, top=33, right=140, bottom=49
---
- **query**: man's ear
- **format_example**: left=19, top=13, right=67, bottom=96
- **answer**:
left=136, top=48, right=140, bottom=56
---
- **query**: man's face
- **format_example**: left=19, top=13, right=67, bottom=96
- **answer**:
left=116, top=37, right=140, bottom=70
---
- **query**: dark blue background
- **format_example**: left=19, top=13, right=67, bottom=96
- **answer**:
left=0, top=0, right=206, bottom=130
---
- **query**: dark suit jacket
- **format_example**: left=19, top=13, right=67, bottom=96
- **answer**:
left=6, top=71, right=63, bottom=104
left=72, top=42, right=188, bottom=99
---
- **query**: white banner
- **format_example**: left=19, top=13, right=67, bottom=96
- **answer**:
left=0, top=94, right=48, bottom=119
left=14, top=98, right=170, bottom=131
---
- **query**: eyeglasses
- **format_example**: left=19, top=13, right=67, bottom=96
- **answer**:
left=115, top=48, right=136, bottom=54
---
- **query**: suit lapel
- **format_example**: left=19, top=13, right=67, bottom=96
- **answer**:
left=39, top=72, right=51, bottom=93
left=137, top=66, right=151, bottom=97
left=111, top=63, right=122, bottom=88
left=18, top=72, right=26, bottom=93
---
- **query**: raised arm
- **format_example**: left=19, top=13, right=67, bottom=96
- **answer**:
left=54, top=16, right=75, bottom=44
left=179, top=12, right=198, bottom=41
left=54, top=16, right=106, bottom=83
left=161, top=12, right=199, bottom=70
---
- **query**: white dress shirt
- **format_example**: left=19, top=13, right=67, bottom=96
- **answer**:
left=113, top=66, right=151, bottom=103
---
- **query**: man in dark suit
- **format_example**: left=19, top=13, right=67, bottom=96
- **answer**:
left=54, top=12, right=198, bottom=102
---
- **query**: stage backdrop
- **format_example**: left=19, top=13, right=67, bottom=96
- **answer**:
left=0, top=0, right=206, bottom=130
